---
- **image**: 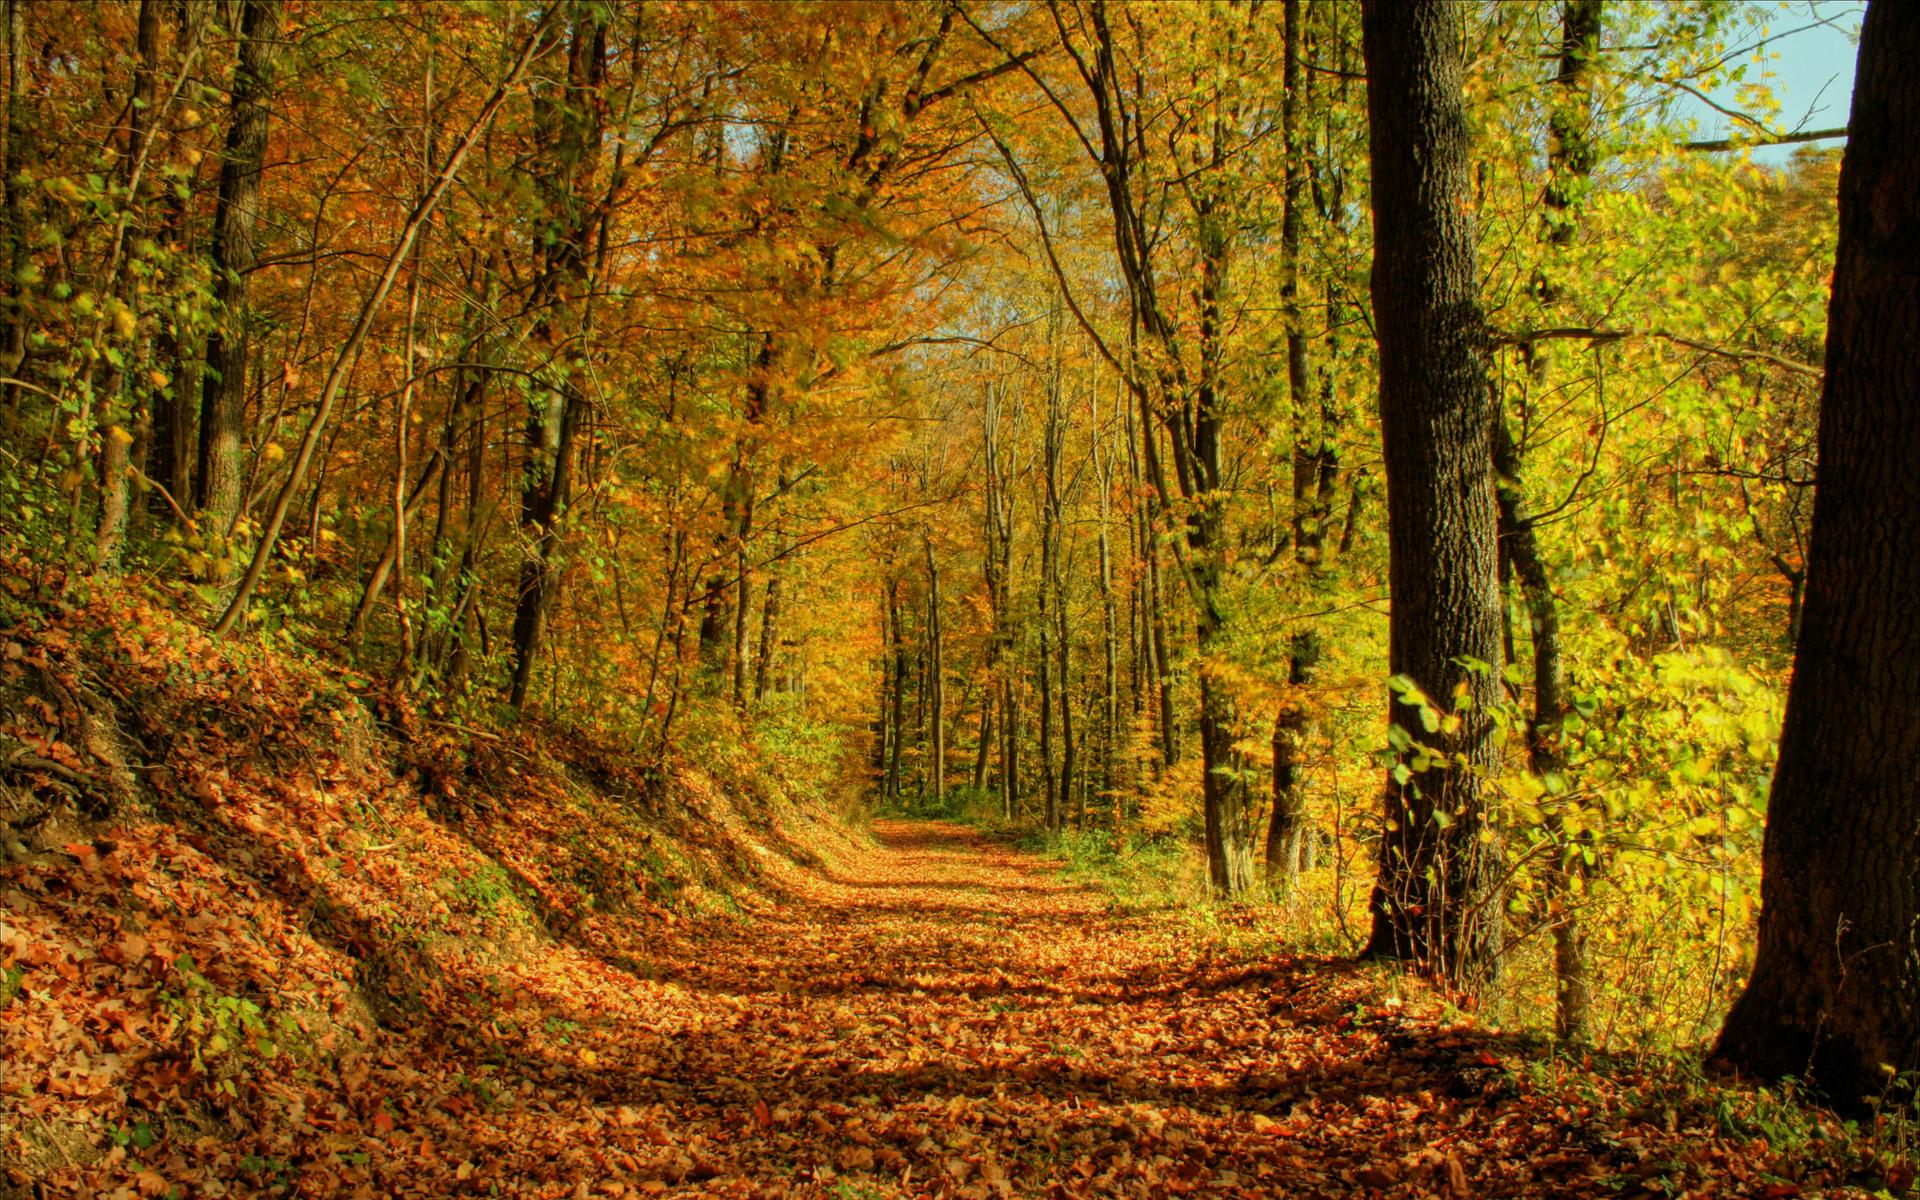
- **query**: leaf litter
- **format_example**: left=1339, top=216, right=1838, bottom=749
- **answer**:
left=0, top=586, right=1902, bottom=1198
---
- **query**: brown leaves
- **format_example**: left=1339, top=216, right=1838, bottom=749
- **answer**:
left=0, top=582, right=1898, bottom=1197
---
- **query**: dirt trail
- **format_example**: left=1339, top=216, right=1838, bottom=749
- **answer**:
left=448, top=819, right=1666, bottom=1198
left=3, top=598, right=1864, bottom=1200
left=9, top=811, right=1795, bottom=1198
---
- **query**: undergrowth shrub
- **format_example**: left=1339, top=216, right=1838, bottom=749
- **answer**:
left=1017, top=826, right=1204, bottom=912
left=885, top=783, right=1002, bottom=824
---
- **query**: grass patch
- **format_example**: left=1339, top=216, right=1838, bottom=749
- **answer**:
left=1016, top=826, right=1203, bottom=912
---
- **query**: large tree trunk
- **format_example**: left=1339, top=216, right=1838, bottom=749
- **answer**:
left=195, top=0, right=281, bottom=540
left=507, top=382, right=582, bottom=707
left=1713, top=2, right=1920, bottom=1113
left=1358, top=0, right=1507, bottom=986
left=1190, top=149, right=1255, bottom=897
left=1196, top=622, right=1255, bottom=895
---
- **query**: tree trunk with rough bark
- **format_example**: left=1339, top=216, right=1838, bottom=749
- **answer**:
left=1359, top=0, right=1508, bottom=986
left=195, top=0, right=280, bottom=540
left=1713, top=2, right=1920, bottom=1113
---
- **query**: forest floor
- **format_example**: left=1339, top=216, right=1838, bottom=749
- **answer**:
left=2, top=585, right=1904, bottom=1199
left=8, top=800, right=1909, bottom=1198
left=476, top=816, right=1881, bottom=1200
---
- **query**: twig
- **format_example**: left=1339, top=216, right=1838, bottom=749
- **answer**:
left=128, top=466, right=191, bottom=525
left=1494, top=326, right=1821, bottom=379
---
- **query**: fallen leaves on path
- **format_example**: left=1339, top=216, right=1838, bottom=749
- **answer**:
left=4, top=812, right=1886, bottom=1198
left=0, top=589, right=1891, bottom=1197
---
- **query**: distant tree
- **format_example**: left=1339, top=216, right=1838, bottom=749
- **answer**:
left=1712, top=1, right=1920, bottom=1111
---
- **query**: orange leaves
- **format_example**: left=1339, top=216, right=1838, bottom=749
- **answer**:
left=0, top=570, right=1899, bottom=1197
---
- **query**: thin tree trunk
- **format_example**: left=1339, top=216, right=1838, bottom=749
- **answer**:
left=887, top=577, right=906, bottom=802
left=972, top=691, right=993, bottom=794
left=439, top=367, right=491, bottom=686
left=1038, top=561, right=1056, bottom=827
left=1122, top=395, right=1149, bottom=787
left=1138, top=413, right=1177, bottom=771
left=1095, top=410, right=1119, bottom=823
left=0, top=0, right=30, bottom=417
left=925, top=534, right=944, bottom=806
left=1509, top=0, right=1604, bottom=1042
left=91, top=0, right=165, bottom=573
left=1001, top=676, right=1019, bottom=820
left=195, top=0, right=281, bottom=540
left=149, top=17, right=201, bottom=526
left=1051, top=388, right=1075, bottom=828
left=754, top=561, right=782, bottom=703
left=1266, top=632, right=1322, bottom=898
left=347, top=451, right=445, bottom=646
left=732, top=534, right=752, bottom=711
left=211, top=12, right=553, bottom=637
left=1038, top=372, right=1060, bottom=830
left=1057, top=554, right=1075, bottom=829
left=1282, top=0, right=1323, bottom=562
left=389, top=66, right=438, bottom=677
left=983, top=383, right=1019, bottom=818
left=874, top=590, right=892, bottom=780
left=634, top=526, right=685, bottom=740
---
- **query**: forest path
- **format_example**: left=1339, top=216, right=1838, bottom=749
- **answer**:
left=480, top=818, right=1655, bottom=1198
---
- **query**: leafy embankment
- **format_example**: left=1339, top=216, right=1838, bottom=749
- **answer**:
left=0, top=578, right=1908, bottom=1198
left=0, top=575, right=861, bottom=1198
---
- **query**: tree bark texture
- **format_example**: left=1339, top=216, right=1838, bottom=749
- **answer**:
left=1713, top=2, right=1920, bottom=1112
left=1359, top=0, right=1508, bottom=986
left=195, top=0, right=280, bottom=538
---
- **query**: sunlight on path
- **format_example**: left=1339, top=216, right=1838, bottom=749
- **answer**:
left=459, top=819, right=1647, bottom=1198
